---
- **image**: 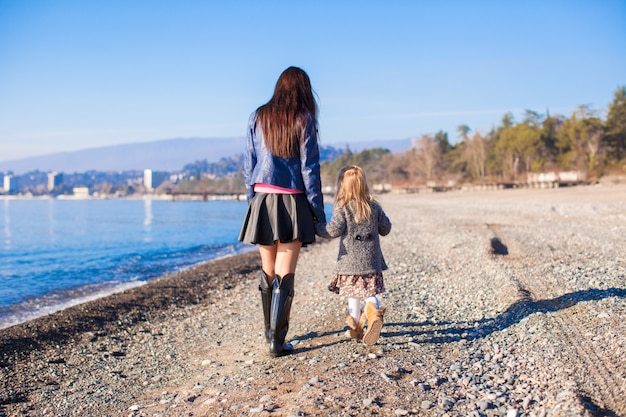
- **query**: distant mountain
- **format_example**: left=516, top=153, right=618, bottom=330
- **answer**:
left=0, top=137, right=413, bottom=175
left=0, top=137, right=246, bottom=174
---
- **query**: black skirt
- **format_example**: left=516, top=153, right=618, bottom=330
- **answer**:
left=238, top=193, right=316, bottom=246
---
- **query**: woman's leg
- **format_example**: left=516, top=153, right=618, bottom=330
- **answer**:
left=273, top=241, right=302, bottom=277
left=258, top=240, right=301, bottom=282
left=258, top=244, right=278, bottom=343
left=268, top=240, right=301, bottom=357
left=258, top=244, right=278, bottom=285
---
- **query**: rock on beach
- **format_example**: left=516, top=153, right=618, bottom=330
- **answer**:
left=1, top=183, right=625, bottom=416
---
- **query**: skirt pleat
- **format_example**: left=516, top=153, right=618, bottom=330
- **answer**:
left=238, top=193, right=315, bottom=246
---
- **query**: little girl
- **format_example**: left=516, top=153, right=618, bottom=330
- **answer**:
left=315, top=165, right=392, bottom=345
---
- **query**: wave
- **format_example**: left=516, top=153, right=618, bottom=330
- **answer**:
left=0, top=243, right=255, bottom=330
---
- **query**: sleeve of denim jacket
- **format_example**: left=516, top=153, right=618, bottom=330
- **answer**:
left=314, top=208, right=346, bottom=238
left=243, top=113, right=257, bottom=202
left=300, top=113, right=326, bottom=222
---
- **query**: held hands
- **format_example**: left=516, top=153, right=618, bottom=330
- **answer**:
left=314, top=221, right=331, bottom=238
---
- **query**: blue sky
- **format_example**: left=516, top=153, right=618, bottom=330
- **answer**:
left=0, top=0, right=624, bottom=162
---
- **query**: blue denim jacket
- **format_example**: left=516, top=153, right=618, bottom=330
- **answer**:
left=244, top=111, right=326, bottom=222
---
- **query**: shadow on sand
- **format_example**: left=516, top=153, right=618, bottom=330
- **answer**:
left=384, top=287, right=626, bottom=344
left=293, top=329, right=345, bottom=353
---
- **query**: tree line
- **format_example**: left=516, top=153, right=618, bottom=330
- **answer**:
left=321, top=86, right=626, bottom=188
left=4, top=87, right=623, bottom=196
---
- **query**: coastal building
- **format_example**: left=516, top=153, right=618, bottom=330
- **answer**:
left=3, top=175, right=14, bottom=192
left=72, top=187, right=90, bottom=198
left=144, top=169, right=153, bottom=191
left=47, top=171, right=63, bottom=191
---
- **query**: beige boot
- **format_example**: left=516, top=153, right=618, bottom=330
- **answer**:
left=345, top=312, right=366, bottom=340
left=362, top=302, right=385, bottom=346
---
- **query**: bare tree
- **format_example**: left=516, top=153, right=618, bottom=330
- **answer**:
left=414, top=135, right=442, bottom=180
left=463, top=132, right=486, bottom=180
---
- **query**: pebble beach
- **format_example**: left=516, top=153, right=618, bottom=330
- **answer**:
left=1, top=183, right=625, bottom=417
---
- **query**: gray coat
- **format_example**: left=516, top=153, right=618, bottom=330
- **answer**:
left=315, top=202, right=391, bottom=275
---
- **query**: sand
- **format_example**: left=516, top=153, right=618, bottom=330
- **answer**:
left=1, top=183, right=625, bottom=417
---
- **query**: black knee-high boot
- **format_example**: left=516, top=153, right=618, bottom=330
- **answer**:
left=269, top=273, right=295, bottom=357
left=259, top=272, right=272, bottom=343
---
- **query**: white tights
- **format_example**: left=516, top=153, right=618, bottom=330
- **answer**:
left=347, top=296, right=380, bottom=323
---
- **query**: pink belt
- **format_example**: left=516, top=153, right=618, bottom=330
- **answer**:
left=254, top=183, right=303, bottom=194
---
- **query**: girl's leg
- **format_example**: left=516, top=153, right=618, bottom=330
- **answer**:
left=364, top=296, right=380, bottom=309
left=346, top=297, right=365, bottom=340
left=363, top=294, right=385, bottom=346
left=348, top=297, right=361, bottom=323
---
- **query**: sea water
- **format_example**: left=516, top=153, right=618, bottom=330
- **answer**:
left=0, top=198, right=253, bottom=329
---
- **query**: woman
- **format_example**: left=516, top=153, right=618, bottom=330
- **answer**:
left=239, top=66, right=325, bottom=357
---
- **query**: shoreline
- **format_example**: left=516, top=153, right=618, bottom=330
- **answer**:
left=2, top=172, right=623, bottom=201
left=0, top=193, right=248, bottom=201
left=0, top=244, right=256, bottom=332
left=0, top=280, right=148, bottom=331
left=0, top=249, right=261, bottom=360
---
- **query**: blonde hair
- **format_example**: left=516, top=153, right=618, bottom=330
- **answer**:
left=335, top=166, right=376, bottom=223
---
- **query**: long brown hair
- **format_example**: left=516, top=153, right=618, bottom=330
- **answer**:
left=335, top=166, right=376, bottom=223
left=256, top=66, right=318, bottom=158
